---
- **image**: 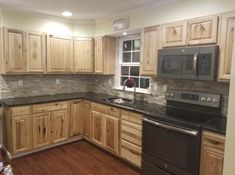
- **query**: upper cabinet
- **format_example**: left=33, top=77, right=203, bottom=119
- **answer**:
left=188, top=15, right=218, bottom=45
left=74, top=38, right=94, bottom=73
left=3, top=28, right=26, bottom=73
left=26, top=32, right=46, bottom=73
left=140, top=26, right=161, bottom=76
left=218, top=11, right=235, bottom=81
left=162, top=21, right=187, bottom=47
left=47, top=35, right=73, bottom=73
left=95, top=36, right=116, bottom=75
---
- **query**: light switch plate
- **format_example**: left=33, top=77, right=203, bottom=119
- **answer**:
left=18, top=80, right=23, bottom=87
left=56, top=79, right=60, bottom=85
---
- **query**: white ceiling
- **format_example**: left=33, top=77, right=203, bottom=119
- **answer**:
left=0, top=0, right=173, bottom=20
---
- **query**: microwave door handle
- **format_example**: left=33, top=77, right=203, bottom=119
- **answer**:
left=143, top=118, right=198, bottom=136
left=193, top=54, right=198, bottom=75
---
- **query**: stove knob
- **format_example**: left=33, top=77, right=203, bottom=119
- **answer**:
left=166, top=93, right=170, bottom=97
left=207, top=97, right=212, bottom=102
left=170, top=93, right=174, bottom=97
left=201, top=97, right=206, bottom=101
left=212, top=98, right=218, bottom=103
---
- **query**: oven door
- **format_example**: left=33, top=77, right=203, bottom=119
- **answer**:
left=142, top=118, right=200, bottom=175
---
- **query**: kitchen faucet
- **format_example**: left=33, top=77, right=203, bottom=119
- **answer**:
left=123, top=78, right=137, bottom=105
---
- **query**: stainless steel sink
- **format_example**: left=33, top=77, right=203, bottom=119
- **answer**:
left=103, top=97, right=132, bottom=104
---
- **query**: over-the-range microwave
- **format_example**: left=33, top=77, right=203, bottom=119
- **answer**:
left=157, top=45, right=219, bottom=81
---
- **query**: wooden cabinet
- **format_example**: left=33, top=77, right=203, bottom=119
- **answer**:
left=47, top=35, right=73, bottom=73
left=162, top=21, right=187, bottom=47
left=4, top=106, right=32, bottom=155
left=188, top=15, right=218, bottom=45
left=70, top=100, right=91, bottom=138
left=140, top=26, right=161, bottom=76
left=218, top=11, right=235, bottom=81
left=33, top=112, right=51, bottom=148
left=95, top=36, right=116, bottom=75
left=3, top=28, right=26, bottom=73
left=26, top=32, right=46, bottom=73
left=120, top=110, right=142, bottom=167
left=200, top=131, right=225, bottom=175
left=91, top=102, right=120, bottom=154
left=74, top=38, right=94, bottom=73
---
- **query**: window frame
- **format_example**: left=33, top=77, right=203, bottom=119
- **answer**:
left=114, top=35, right=151, bottom=94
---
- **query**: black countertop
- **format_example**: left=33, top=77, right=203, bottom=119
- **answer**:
left=0, top=91, right=226, bottom=135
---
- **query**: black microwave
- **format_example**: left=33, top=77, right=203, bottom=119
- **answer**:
left=157, top=45, right=219, bottom=81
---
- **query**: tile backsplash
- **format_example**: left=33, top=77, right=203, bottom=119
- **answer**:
left=0, top=74, right=230, bottom=116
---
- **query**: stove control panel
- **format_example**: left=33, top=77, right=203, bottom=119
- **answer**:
left=166, top=90, right=221, bottom=108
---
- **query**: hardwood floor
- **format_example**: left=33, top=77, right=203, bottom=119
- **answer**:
left=11, top=141, right=141, bottom=175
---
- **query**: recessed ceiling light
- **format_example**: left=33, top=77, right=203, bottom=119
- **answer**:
left=62, top=11, right=72, bottom=17
left=123, top=32, right=127, bottom=36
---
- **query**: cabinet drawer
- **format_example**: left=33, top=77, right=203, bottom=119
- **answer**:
left=121, top=110, right=142, bottom=125
left=202, top=131, right=225, bottom=151
left=121, top=120, right=142, bottom=146
left=91, top=103, right=120, bottom=117
left=120, top=139, right=142, bottom=167
left=11, top=106, right=30, bottom=117
left=32, top=101, right=68, bottom=113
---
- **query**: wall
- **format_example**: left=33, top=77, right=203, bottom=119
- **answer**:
left=96, top=0, right=235, bottom=36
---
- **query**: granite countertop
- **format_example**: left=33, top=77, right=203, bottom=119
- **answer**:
left=201, top=117, right=227, bottom=135
left=0, top=91, right=226, bottom=135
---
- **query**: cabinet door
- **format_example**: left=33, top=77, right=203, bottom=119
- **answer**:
left=74, top=38, right=94, bottom=73
left=26, top=32, right=46, bottom=73
left=94, top=37, right=103, bottom=73
left=47, top=35, right=73, bottom=73
left=12, top=115, right=32, bottom=154
left=3, top=28, right=26, bottom=73
left=140, top=26, right=160, bottom=76
left=51, top=110, right=69, bottom=143
left=91, top=110, right=105, bottom=147
left=218, top=11, right=235, bottom=81
left=188, top=15, right=218, bottom=45
left=33, top=113, right=51, bottom=148
left=83, top=101, right=91, bottom=138
left=105, top=114, right=119, bottom=154
left=200, top=146, right=224, bottom=175
left=162, top=21, right=187, bottom=47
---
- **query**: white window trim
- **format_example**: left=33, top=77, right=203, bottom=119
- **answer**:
left=114, top=35, right=151, bottom=94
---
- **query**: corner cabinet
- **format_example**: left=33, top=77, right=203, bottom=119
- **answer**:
left=200, top=131, right=225, bottom=175
left=218, top=11, right=235, bottom=81
left=140, top=26, right=161, bottom=76
left=94, top=36, right=116, bottom=75
left=74, top=38, right=94, bottom=73
left=47, top=35, right=73, bottom=73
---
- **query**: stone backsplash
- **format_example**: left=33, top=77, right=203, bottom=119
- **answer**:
left=0, top=74, right=230, bottom=116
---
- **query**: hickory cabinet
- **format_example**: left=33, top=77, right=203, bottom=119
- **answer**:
left=140, top=25, right=161, bottom=76
left=120, top=110, right=143, bottom=167
left=218, top=11, right=235, bottom=81
left=47, top=35, right=73, bottom=73
left=91, top=102, right=120, bottom=154
left=94, top=36, right=116, bottom=75
left=70, top=100, right=91, bottom=139
left=200, top=131, right=225, bottom=175
left=4, top=106, right=32, bottom=155
left=1, top=28, right=46, bottom=74
left=74, top=38, right=94, bottom=73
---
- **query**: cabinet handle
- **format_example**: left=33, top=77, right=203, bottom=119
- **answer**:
left=208, top=139, right=220, bottom=145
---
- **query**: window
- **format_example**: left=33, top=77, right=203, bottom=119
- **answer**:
left=115, top=35, right=150, bottom=94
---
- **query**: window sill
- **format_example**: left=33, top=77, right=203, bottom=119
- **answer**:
left=113, top=86, right=151, bottom=95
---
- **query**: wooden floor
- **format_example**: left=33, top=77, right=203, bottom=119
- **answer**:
left=11, top=141, right=141, bottom=175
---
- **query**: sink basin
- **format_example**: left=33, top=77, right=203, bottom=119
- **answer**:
left=103, top=97, right=132, bottom=104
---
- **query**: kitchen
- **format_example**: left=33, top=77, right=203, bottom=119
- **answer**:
left=0, top=0, right=234, bottom=175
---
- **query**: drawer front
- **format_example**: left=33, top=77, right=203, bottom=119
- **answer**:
left=121, top=110, right=142, bottom=125
left=11, top=106, right=30, bottom=117
left=33, top=101, right=68, bottom=113
left=203, top=131, right=225, bottom=151
left=121, top=120, right=142, bottom=146
left=120, top=139, right=142, bottom=167
left=91, top=102, right=120, bottom=117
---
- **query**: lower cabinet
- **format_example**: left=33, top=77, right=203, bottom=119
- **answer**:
left=91, top=110, right=105, bottom=146
left=200, top=131, right=225, bottom=175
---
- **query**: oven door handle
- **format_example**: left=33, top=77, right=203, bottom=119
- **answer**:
left=193, top=54, right=198, bottom=76
left=143, top=118, right=198, bottom=136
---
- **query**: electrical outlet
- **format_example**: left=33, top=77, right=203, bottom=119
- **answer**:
left=18, top=80, right=23, bottom=87
left=108, top=79, right=112, bottom=85
left=56, top=79, right=60, bottom=85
